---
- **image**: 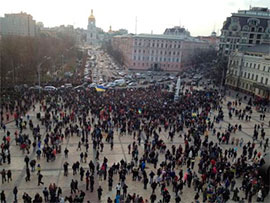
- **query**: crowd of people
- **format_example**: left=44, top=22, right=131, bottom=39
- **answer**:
left=0, top=83, right=269, bottom=203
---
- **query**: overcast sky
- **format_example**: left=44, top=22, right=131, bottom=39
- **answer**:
left=1, top=0, right=269, bottom=36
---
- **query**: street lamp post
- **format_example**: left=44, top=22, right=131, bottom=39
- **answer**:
left=38, top=56, right=51, bottom=94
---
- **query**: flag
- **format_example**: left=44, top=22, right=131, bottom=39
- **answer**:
left=95, top=85, right=106, bottom=92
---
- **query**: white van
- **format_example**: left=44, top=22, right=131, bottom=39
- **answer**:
left=114, top=79, right=125, bottom=86
left=44, top=86, right=57, bottom=91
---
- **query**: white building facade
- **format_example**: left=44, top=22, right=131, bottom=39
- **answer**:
left=112, top=33, right=209, bottom=71
left=225, top=44, right=270, bottom=99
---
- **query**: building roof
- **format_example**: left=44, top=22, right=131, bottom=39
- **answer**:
left=222, top=15, right=269, bottom=30
left=163, top=26, right=190, bottom=36
left=222, top=7, right=270, bottom=30
left=236, top=7, right=270, bottom=18
left=114, top=33, right=206, bottom=43
left=239, top=44, right=270, bottom=54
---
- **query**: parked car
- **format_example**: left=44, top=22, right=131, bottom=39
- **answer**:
left=88, top=83, right=97, bottom=88
left=141, top=80, right=148, bottom=85
left=128, top=82, right=137, bottom=86
left=106, top=82, right=116, bottom=88
left=73, top=85, right=84, bottom=91
left=29, top=86, right=43, bottom=91
left=64, top=83, right=73, bottom=88
left=44, top=86, right=57, bottom=91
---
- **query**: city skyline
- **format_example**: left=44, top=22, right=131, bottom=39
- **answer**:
left=1, top=0, right=269, bottom=36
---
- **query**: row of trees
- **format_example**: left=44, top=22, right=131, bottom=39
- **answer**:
left=0, top=32, right=76, bottom=88
left=190, top=48, right=229, bottom=85
left=101, top=41, right=124, bottom=67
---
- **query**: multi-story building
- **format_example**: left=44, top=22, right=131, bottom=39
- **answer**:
left=197, top=31, right=220, bottom=51
left=0, top=12, right=36, bottom=37
left=86, top=10, right=107, bottom=46
left=87, top=9, right=99, bottom=46
left=219, top=7, right=270, bottom=56
left=112, top=29, right=209, bottom=71
left=225, top=44, right=270, bottom=99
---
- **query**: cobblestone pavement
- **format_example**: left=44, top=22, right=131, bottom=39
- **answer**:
left=0, top=90, right=269, bottom=203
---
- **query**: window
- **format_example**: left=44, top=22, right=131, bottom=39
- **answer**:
left=258, top=64, right=260, bottom=70
left=261, top=77, right=264, bottom=83
left=251, top=74, right=254, bottom=80
left=244, top=72, right=247, bottom=78
left=263, top=66, right=266, bottom=71
left=255, top=75, right=258, bottom=81
left=253, top=64, right=256, bottom=69
left=247, top=73, right=250, bottom=79
left=265, top=78, right=268, bottom=85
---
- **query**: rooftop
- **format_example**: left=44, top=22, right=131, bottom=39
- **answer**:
left=234, top=7, right=270, bottom=18
left=114, top=33, right=206, bottom=43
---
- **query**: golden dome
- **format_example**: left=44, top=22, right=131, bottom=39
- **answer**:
left=88, top=9, right=95, bottom=21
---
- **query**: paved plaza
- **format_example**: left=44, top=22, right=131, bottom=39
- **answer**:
left=0, top=88, right=269, bottom=203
